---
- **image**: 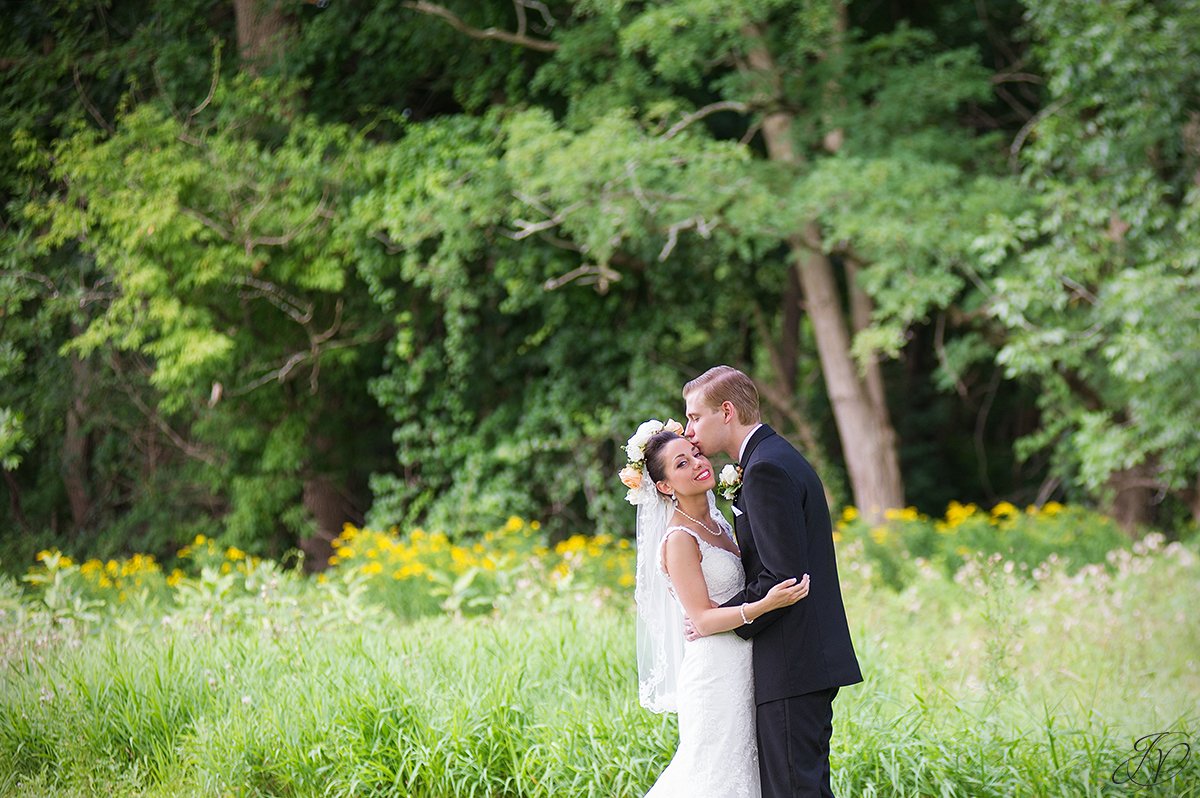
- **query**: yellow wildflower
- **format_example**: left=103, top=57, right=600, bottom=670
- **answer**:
left=991, top=501, right=1019, bottom=521
left=944, top=501, right=978, bottom=528
left=840, top=506, right=858, bottom=523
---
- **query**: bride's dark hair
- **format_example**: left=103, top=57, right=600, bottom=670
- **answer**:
left=643, top=430, right=684, bottom=486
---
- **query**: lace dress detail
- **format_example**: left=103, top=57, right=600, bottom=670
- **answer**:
left=645, top=526, right=759, bottom=798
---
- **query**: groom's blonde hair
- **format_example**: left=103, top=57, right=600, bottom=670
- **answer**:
left=683, top=366, right=761, bottom=424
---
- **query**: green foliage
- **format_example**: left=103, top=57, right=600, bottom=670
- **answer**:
left=977, top=0, right=1200, bottom=501
left=15, top=75, right=393, bottom=554
left=3, top=0, right=1200, bottom=563
left=346, top=105, right=774, bottom=535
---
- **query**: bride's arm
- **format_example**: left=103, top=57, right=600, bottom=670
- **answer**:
left=663, top=531, right=809, bottom=638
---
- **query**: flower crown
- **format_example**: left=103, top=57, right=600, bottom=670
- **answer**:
left=618, top=418, right=685, bottom=504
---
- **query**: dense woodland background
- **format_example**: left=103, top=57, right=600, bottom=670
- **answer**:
left=2, top=0, right=1198, bottom=570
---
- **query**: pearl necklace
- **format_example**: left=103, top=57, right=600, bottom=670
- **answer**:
left=674, top=505, right=724, bottom=539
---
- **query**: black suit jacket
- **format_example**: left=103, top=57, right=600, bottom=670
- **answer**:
left=722, top=425, right=863, bottom=704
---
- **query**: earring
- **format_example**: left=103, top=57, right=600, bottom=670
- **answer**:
left=671, top=494, right=679, bottom=507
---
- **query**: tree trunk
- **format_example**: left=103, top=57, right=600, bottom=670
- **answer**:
left=742, top=25, right=905, bottom=521
left=790, top=228, right=904, bottom=520
left=845, top=257, right=888, bottom=415
left=62, top=332, right=92, bottom=535
left=753, top=271, right=835, bottom=508
left=3, top=470, right=28, bottom=532
left=233, top=0, right=287, bottom=74
left=1187, top=475, right=1200, bottom=526
left=1105, top=466, right=1155, bottom=535
left=301, top=474, right=354, bottom=571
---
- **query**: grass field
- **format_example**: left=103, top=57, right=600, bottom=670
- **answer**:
left=1, top=520, right=1197, bottom=796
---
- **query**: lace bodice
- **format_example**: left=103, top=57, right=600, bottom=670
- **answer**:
left=658, top=526, right=745, bottom=608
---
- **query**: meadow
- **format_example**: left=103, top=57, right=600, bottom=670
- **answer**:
left=1, top=507, right=1197, bottom=797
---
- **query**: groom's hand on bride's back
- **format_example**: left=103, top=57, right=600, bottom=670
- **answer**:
left=682, top=601, right=720, bottom=641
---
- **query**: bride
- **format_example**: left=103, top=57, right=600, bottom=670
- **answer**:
left=620, top=420, right=809, bottom=798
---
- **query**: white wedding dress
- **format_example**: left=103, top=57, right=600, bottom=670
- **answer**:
left=645, top=526, right=759, bottom=798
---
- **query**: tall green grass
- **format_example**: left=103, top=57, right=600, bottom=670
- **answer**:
left=2, top=535, right=1197, bottom=796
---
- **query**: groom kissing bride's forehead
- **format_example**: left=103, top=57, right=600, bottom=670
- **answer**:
left=681, top=365, right=764, bottom=464
left=649, top=364, right=862, bottom=798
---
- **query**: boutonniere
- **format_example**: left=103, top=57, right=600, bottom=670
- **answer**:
left=718, top=464, right=743, bottom=502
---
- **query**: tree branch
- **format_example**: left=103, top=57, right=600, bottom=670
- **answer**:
left=402, top=1, right=560, bottom=52
left=180, top=206, right=233, bottom=240
left=513, top=0, right=556, bottom=37
left=245, top=189, right=332, bottom=252
left=663, top=101, right=749, bottom=139
left=543, top=263, right=621, bottom=292
left=1008, top=95, right=1075, bottom=169
left=187, top=39, right=222, bottom=124
left=113, top=367, right=220, bottom=467
left=235, top=276, right=314, bottom=325
left=72, top=65, right=114, bottom=133
left=658, top=216, right=713, bottom=261
left=506, top=200, right=584, bottom=240
left=0, top=270, right=60, bottom=297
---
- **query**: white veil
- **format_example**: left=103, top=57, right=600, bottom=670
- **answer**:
left=632, top=479, right=732, bottom=714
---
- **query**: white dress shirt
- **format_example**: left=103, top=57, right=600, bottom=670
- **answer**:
left=737, top=423, right=763, bottom=463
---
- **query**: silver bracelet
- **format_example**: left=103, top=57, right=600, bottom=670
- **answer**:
left=740, top=603, right=753, bottom=625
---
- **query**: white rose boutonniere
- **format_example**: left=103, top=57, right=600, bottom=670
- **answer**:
left=718, top=464, right=742, bottom=502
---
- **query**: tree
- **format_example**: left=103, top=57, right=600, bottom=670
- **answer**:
left=404, top=0, right=1015, bottom=521
left=976, top=0, right=1200, bottom=528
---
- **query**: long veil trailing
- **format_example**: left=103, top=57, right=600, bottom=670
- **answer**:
left=633, top=481, right=684, bottom=713
left=634, top=482, right=731, bottom=713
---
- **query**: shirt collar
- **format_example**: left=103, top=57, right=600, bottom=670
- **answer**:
left=737, top=423, right=763, bottom=463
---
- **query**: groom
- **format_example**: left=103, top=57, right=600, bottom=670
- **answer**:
left=682, top=365, right=862, bottom=798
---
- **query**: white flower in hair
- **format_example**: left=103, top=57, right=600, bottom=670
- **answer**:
left=627, top=420, right=666, bottom=458
left=617, top=418, right=685, bottom=504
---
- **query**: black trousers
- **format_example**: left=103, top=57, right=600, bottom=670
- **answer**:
left=756, top=687, right=840, bottom=798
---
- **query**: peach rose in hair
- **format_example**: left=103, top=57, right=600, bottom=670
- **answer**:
left=619, top=465, right=644, bottom=489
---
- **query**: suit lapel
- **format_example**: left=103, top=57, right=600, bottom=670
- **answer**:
left=731, top=425, right=773, bottom=553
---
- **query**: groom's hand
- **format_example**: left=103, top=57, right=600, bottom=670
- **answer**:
left=682, top=600, right=719, bottom=641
